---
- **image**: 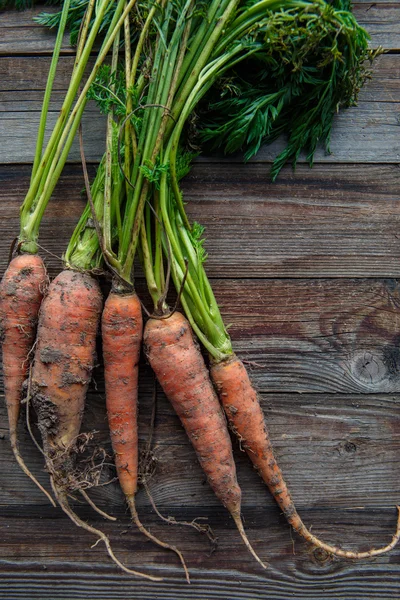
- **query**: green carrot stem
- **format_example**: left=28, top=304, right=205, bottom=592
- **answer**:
left=145, top=202, right=153, bottom=267
left=159, top=175, right=226, bottom=346
left=31, top=0, right=71, bottom=183
left=64, top=162, right=105, bottom=271
left=20, top=0, right=138, bottom=252
left=167, top=45, right=246, bottom=229
left=168, top=0, right=240, bottom=133
left=74, top=0, right=96, bottom=69
left=103, top=32, right=121, bottom=261
left=130, top=0, right=162, bottom=87
left=120, top=180, right=149, bottom=281
left=124, top=5, right=133, bottom=198
left=169, top=255, right=226, bottom=361
left=140, top=220, right=161, bottom=310
left=119, top=0, right=192, bottom=277
left=153, top=190, right=165, bottom=293
left=21, top=0, right=115, bottom=226
left=175, top=0, right=233, bottom=97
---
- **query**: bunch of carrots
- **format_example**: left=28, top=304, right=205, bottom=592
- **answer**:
left=1, top=0, right=399, bottom=581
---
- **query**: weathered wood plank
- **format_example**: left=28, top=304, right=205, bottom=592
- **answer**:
left=1, top=72, right=399, bottom=163
left=213, top=278, right=400, bottom=394
left=2, top=53, right=398, bottom=104
left=1, top=163, right=399, bottom=279
left=0, top=110, right=107, bottom=163
left=0, top=511, right=398, bottom=600
left=182, top=163, right=400, bottom=279
left=3, top=100, right=398, bottom=164
left=251, top=101, right=400, bottom=164
left=355, top=3, right=400, bottom=49
left=0, top=4, right=398, bottom=54
left=0, top=559, right=399, bottom=600
left=0, top=6, right=72, bottom=55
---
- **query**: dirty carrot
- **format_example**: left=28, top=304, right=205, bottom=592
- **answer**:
left=0, top=253, right=54, bottom=504
left=211, top=355, right=400, bottom=559
left=144, top=310, right=267, bottom=569
left=102, top=287, right=190, bottom=582
left=30, top=269, right=102, bottom=475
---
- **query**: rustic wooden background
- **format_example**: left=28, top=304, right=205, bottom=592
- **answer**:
left=1, top=3, right=400, bottom=599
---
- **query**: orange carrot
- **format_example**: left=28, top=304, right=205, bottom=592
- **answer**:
left=211, top=354, right=400, bottom=559
left=102, top=289, right=189, bottom=581
left=144, top=311, right=266, bottom=569
left=31, top=269, right=102, bottom=473
left=102, top=290, right=142, bottom=499
left=0, top=253, right=54, bottom=504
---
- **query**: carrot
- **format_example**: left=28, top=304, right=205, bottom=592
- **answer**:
left=0, top=253, right=54, bottom=504
left=30, top=270, right=161, bottom=581
left=144, top=310, right=267, bottom=569
left=211, top=354, right=400, bottom=559
left=31, top=269, right=102, bottom=479
left=102, top=289, right=189, bottom=582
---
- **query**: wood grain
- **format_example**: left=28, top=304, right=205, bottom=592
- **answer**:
left=1, top=55, right=400, bottom=164
left=0, top=6, right=72, bottom=55
left=214, top=278, right=400, bottom=394
left=0, top=110, right=107, bottom=163
left=354, top=3, right=400, bottom=49
left=1, top=163, right=400, bottom=279
left=0, top=512, right=398, bottom=600
left=2, top=100, right=400, bottom=164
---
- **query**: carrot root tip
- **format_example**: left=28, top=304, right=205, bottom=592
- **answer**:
left=231, top=511, right=268, bottom=570
left=127, top=495, right=190, bottom=583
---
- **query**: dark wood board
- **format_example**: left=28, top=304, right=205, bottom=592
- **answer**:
left=2, top=163, right=400, bottom=279
left=1, top=53, right=400, bottom=164
left=0, top=3, right=399, bottom=599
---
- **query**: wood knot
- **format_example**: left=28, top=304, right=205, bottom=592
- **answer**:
left=349, top=349, right=388, bottom=385
left=344, top=441, right=356, bottom=453
left=337, top=440, right=358, bottom=456
left=313, top=547, right=331, bottom=564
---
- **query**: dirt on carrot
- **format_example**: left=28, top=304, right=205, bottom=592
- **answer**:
left=30, top=269, right=102, bottom=481
left=0, top=253, right=54, bottom=503
left=144, top=310, right=267, bottom=569
left=103, top=288, right=189, bottom=582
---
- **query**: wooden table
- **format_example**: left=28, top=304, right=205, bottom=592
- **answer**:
left=1, top=3, right=399, bottom=598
